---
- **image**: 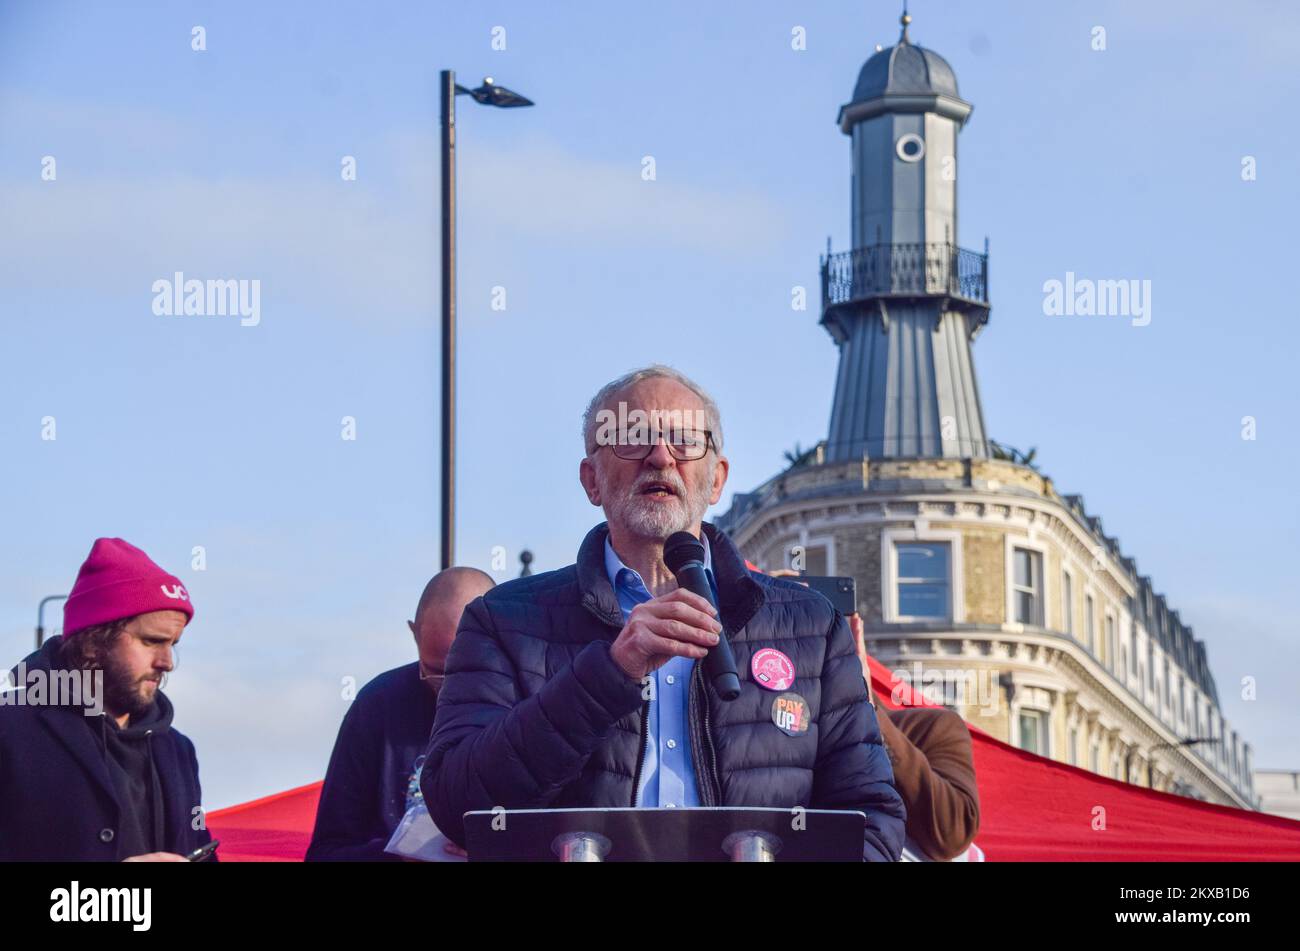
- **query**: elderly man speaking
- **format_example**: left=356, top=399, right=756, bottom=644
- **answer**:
left=422, top=365, right=904, bottom=860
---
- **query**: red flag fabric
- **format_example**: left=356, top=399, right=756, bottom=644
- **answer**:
left=208, top=781, right=322, bottom=862
left=863, top=652, right=1300, bottom=860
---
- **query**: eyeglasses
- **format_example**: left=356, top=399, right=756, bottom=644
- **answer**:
left=590, top=428, right=715, bottom=462
left=418, top=662, right=446, bottom=688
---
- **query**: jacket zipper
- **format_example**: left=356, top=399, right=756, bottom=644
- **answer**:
left=630, top=696, right=650, bottom=806
left=145, top=729, right=165, bottom=854
left=690, top=661, right=723, bottom=805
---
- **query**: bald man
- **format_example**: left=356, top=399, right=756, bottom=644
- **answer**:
left=306, top=567, right=494, bottom=861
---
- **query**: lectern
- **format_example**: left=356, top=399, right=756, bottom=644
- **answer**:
left=463, top=806, right=867, bottom=862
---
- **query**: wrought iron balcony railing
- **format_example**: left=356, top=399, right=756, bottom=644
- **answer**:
left=821, top=242, right=989, bottom=309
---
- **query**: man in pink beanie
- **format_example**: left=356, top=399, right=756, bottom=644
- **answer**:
left=0, top=538, right=217, bottom=862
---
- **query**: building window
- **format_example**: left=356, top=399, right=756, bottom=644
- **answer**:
left=895, top=542, right=951, bottom=619
left=1089, top=740, right=1100, bottom=773
left=1061, top=571, right=1074, bottom=636
left=1018, top=709, right=1048, bottom=756
left=1128, top=623, right=1137, bottom=677
left=1084, top=595, right=1096, bottom=653
left=1105, top=614, right=1116, bottom=671
left=1012, top=548, right=1043, bottom=626
left=1068, top=727, right=1078, bottom=765
left=792, top=543, right=829, bottom=576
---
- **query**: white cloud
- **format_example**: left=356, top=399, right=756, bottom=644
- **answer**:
left=1, top=95, right=787, bottom=335
left=451, top=138, right=788, bottom=253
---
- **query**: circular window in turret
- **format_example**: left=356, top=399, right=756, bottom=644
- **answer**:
left=895, top=133, right=926, bottom=163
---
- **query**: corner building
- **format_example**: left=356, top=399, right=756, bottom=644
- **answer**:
left=719, top=15, right=1255, bottom=809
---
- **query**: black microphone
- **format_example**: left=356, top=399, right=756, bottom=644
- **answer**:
left=663, top=531, right=741, bottom=701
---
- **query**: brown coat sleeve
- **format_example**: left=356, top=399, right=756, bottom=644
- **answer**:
left=873, top=697, right=981, bottom=860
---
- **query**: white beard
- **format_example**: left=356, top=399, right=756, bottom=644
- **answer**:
left=618, top=496, right=691, bottom=540
left=608, top=483, right=711, bottom=541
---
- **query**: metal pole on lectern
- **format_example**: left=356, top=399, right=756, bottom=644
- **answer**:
left=722, top=830, right=782, bottom=862
left=552, top=832, right=612, bottom=862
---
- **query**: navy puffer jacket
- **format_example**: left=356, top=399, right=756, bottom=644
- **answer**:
left=422, top=522, right=905, bottom=861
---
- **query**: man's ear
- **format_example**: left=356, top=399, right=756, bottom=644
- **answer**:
left=578, top=457, right=601, bottom=506
left=708, top=453, right=730, bottom=506
left=407, top=620, right=417, bottom=639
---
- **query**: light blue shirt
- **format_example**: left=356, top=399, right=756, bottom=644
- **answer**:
left=604, top=534, right=718, bottom=808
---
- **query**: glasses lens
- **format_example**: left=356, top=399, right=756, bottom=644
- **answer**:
left=610, top=429, right=709, bottom=460
left=612, top=440, right=651, bottom=460
left=669, top=429, right=708, bottom=460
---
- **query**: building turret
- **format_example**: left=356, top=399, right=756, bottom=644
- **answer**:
left=822, top=11, right=991, bottom=460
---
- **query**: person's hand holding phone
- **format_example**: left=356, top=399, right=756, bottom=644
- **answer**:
left=123, top=852, right=189, bottom=862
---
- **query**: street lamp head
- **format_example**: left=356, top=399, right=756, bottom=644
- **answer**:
left=455, top=75, right=534, bottom=108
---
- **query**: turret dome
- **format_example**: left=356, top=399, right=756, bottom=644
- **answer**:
left=851, top=34, right=959, bottom=102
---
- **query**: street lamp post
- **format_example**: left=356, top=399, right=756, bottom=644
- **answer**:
left=1144, top=736, right=1219, bottom=790
left=439, top=71, right=533, bottom=570
left=36, top=594, right=69, bottom=649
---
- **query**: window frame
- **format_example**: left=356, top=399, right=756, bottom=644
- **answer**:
left=1005, top=536, right=1048, bottom=628
left=1017, top=709, right=1049, bottom=757
left=780, top=530, right=836, bottom=576
left=1127, top=619, right=1138, bottom=679
left=1061, top=567, right=1075, bottom=637
left=1084, top=592, right=1096, bottom=653
left=882, top=526, right=964, bottom=623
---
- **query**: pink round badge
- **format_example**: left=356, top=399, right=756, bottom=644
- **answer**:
left=751, top=648, right=796, bottom=692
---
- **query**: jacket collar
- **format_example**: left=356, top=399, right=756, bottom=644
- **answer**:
left=18, top=636, right=118, bottom=807
left=577, top=521, right=765, bottom=636
left=603, top=532, right=714, bottom=592
left=701, top=521, right=767, bottom=636
left=577, top=523, right=623, bottom=629
left=38, top=704, right=120, bottom=810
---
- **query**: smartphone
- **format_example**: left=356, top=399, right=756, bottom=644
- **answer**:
left=800, top=575, right=858, bottom=616
left=184, top=839, right=220, bottom=862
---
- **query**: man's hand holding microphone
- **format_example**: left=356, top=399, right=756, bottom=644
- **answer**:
left=610, top=588, right=722, bottom=681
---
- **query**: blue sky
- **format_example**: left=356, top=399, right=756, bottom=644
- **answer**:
left=2, top=0, right=1297, bottom=808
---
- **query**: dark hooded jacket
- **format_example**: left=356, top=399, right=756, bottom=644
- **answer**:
left=0, top=635, right=214, bottom=861
left=422, top=521, right=906, bottom=861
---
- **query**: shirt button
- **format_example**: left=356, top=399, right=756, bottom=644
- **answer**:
left=99, top=828, right=115, bottom=843
left=666, top=739, right=677, bottom=749
left=665, top=675, right=675, bottom=685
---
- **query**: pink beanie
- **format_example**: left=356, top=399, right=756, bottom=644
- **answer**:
left=63, top=538, right=194, bottom=637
